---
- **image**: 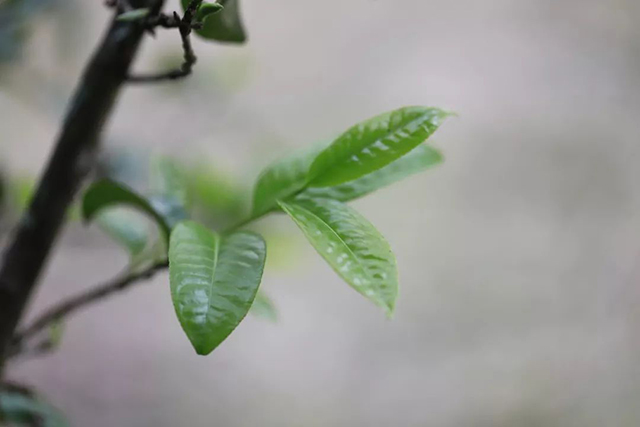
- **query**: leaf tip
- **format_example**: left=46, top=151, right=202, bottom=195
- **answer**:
left=193, top=343, right=215, bottom=356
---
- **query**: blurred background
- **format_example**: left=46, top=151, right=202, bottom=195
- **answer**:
left=2, top=0, right=640, bottom=425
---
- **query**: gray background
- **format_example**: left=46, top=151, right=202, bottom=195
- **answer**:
left=2, top=0, right=640, bottom=425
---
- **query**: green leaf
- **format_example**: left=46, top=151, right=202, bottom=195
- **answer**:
left=150, top=157, right=190, bottom=210
left=149, top=157, right=190, bottom=229
left=9, top=176, right=35, bottom=214
left=8, top=176, right=80, bottom=220
left=0, top=391, right=68, bottom=427
left=187, top=165, right=246, bottom=222
left=250, top=290, right=277, bottom=322
left=95, top=208, right=150, bottom=258
left=308, top=106, right=452, bottom=187
left=116, top=8, right=149, bottom=22
left=251, top=145, right=323, bottom=217
left=184, top=0, right=246, bottom=43
left=48, top=320, right=65, bottom=349
left=300, top=144, right=443, bottom=202
left=82, top=180, right=171, bottom=242
left=169, top=221, right=266, bottom=355
left=197, top=2, right=224, bottom=20
left=279, top=198, right=398, bottom=316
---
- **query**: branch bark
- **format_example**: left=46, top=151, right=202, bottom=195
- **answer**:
left=9, top=261, right=168, bottom=359
left=0, top=0, right=165, bottom=374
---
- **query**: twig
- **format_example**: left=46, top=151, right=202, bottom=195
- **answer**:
left=0, top=0, right=166, bottom=373
left=9, top=261, right=168, bottom=359
left=127, top=0, right=203, bottom=83
left=8, top=193, right=266, bottom=360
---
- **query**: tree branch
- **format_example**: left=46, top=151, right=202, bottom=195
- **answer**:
left=0, top=0, right=166, bottom=373
left=127, top=0, right=203, bottom=83
left=8, top=261, right=168, bottom=359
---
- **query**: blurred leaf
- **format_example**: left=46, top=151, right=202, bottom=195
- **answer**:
left=184, top=0, right=246, bottom=43
left=197, top=2, right=224, bottom=20
left=116, top=8, right=149, bottom=22
left=187, top=165, right=246, bottom=222
left=95, top=208, right=150, bottom=258
left=308, top=107, right=452, bottom=187
left=0, top=0, right=60, bottom=65
left=82, top=180, right=171, bottom=241
left=9, top=176, right=35, bottom=214
left=279, top=198, right=398, bottom=316
left=258, top=226, right=305, bottom=271
left=98, top=147, right=149, bottom=189
left=148, top=196, right=189, bottom=230
left=251, top=145, right=322, bottom=217
left=150, top=156, right=189, bottom=208
left=129, top=239, right=169, bottom=275
left=47, top=320, right=64, bottom=349
left=149, top=157, right=190, bottom=228
left=0, top=390, right=68, bottom=427
left=250, top=290, right=277, bottom=322
left=169, top=221, right=266, bottom=355
left=300, top=144, right=443, bottom=202
left=6, top=176, right=80, bottom=221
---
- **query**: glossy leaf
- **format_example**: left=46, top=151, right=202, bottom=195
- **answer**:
left=169, top=221, right=266, bottom=355
left=82, top=180, right=171, bottom=241
left=279, top=198, right=398, bottom=316
left=300, top=144, right=443, bottom=202
left=308, top=106, right=452, bottom=187
left=95, top=208, right=150, bottom=258
left=251, top=146, right=322, bottom=217
left=183, top=0, right=246, bottom=43
left=0, top=391, right=68, bottom=427
left=250, top=290, right=277, bottom=322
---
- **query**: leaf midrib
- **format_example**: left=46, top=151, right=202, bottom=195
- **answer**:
left=281, top=200, right=386, bottom=308
left=311, top=111, right=432, bottom=185
left=204, top=234, right=221, bottom=328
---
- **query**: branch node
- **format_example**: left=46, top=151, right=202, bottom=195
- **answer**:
left=127, top=0, right=203, bottom=84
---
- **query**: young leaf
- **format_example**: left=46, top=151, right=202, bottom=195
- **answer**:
left=308, top=106, right=452, bottom=187
left=251, top=145, right=322, bottom=217
left=279, top=198, right=398, bottom=316
left=82, top=180, right=171, bottom=241
left=183, top=0, right=246, bottom=43
left=95, top=208, right=150, bottom=258
left=169, top=221, right=266, bottom=355
left=250, top=290, right=277, bottom=322
left=0, top=391, right=68, bottom=427
left=116, top=8, right=150, bottom=22
left=197, top=2, right=224, bottom=21
left=300, top=144, right=443, bottom=202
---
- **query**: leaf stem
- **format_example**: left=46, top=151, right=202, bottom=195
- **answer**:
left=127, top=0, right=203, bottom=83
left=8, top=204, right=266, bottom=359
left=0, top=0, right=166, bottom=373
left=9, top=181, right=296, bottom=359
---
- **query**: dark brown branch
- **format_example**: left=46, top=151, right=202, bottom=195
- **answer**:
left=0, top=0, right=166, bottom=373
left=128, top=0, right=203, bottom=83
left=9, top=262, right=168, bottom=359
